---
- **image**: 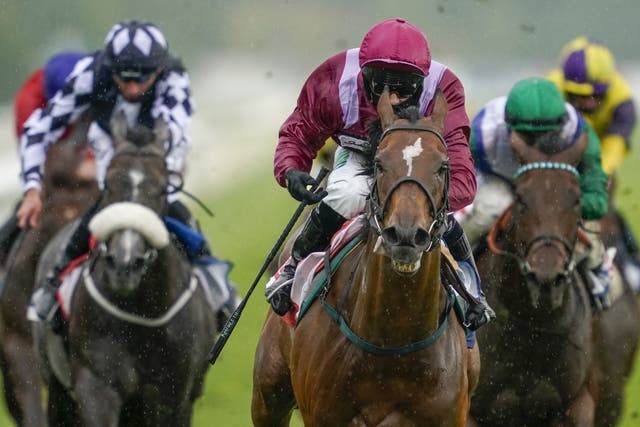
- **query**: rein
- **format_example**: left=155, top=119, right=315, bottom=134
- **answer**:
left=105, top=147, right=214, bottom=217
left=320, top=247, right=457, bottom=356
left=81, top=264, right=198, bottom=327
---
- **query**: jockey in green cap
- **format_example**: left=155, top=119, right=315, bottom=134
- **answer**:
left=455, top=77, right=611, bottom=310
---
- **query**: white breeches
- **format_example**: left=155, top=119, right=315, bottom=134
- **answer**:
left=323, top=147, right=374, bottom=219
left=455, top=173, right=514, bottom=247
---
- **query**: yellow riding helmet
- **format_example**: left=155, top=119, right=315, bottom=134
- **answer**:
left=560, top=36, right=615, bottom=97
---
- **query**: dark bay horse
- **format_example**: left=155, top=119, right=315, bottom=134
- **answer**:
left=469, top=131, right=639, bottom=426
left=0, top=118, right=98, bottom=426
left=33, top=113, right=217, bottom=426
left=253, top=91, right=480, bottom=426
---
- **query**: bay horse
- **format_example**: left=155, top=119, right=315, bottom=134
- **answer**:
left=0, top=117, right=98, bottom=426
left=468, top=131, right=639, bottom=426
left=252, top=90, right=480, bottom=426
left=33, top=113, right=217, bottom=426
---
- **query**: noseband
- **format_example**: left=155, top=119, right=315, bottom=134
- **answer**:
left=368, top=124, right=450, bottom=251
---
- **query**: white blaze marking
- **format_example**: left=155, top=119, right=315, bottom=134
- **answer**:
left=122, top=229, right=136, bottom=263
left=402, top=138, right=423, bottom=176
left=129, top=169, right=144, bottom=199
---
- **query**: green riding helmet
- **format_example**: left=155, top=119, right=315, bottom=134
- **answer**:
left=505, top=77, right=568, bottom=132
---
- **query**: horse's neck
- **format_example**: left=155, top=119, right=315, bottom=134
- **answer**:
left=349, top=239, right=444, bottom=343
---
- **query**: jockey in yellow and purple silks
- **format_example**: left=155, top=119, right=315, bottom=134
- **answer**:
left=548, top=36, right=640, bottom=289
left=547, top=37, right=637, bottom=176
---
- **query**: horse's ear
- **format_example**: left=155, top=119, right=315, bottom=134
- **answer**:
left=376, top=87, right=395, bottom=130
left=509, top=130, right=534, bottom=163
left=429, top=89, right=448, bottom=132
left=153, top=118, right=170, bottom=149
left=555, top=130, right=588, bottom=166
left=110, top=111, right=129, bottom=147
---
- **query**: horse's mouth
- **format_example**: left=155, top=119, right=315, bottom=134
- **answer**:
left=392, top=259, right=421, bottom=274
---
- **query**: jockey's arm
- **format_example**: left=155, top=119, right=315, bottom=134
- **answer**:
left=17, top=57, right=93, bottom=227
left=579, top=125, right=609, bottom=220
left=600, top=99, right=636, bottom=175
left=154, top=69, right=194, bottom=200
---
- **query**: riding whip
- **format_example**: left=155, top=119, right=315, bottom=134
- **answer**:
left=208, top=166, right=330, bottom=365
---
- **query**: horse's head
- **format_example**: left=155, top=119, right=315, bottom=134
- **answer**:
left=88, top=112, right=171, bottom=295
left=368, top=89, right=449, bottom=274
left=506, top=129, right=587, bottom=308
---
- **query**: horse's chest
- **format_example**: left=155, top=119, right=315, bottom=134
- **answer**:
left=478, top=324, right=592, bottom=422
left=301, top=358, right=463, bottom=426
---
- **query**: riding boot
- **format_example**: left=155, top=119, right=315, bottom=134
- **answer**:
left=266, top=203, right=347, bottom=316
left=29, top=200, right=99, bottom=329
left=584, top=247, right=615, bottom=311
left=443, top=216, right=496, bottom=331
left=0, top=201, right=22, bottom=266
left=616, top=210, right=640, bottom=261
left=166, top=201, right=240, bottom=332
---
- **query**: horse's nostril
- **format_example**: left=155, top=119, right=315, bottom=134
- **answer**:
left=414, top=228, right=429, bottom=247
left=382, top=227, right=399, bottom=245
left=132, top=258, right=146, bottom=271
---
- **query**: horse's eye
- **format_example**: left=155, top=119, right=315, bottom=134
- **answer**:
left=437, top=162, right=449, bottom=176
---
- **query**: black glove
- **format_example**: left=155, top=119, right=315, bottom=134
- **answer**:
left=285, top=169, right=327, bottom=204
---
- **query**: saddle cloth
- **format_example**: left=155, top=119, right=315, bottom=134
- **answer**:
left=274, top=215, right=366, bottom=327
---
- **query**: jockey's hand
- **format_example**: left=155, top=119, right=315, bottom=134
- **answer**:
left=17, top=188, right=42, bottom=229
left=285, top=169, right=327, bottom=204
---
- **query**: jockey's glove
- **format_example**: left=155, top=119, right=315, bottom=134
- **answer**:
left=285, top=169, right=327, bottom=204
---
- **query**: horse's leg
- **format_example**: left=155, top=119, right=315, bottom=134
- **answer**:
left=47, top=371, right=81, bottom=427
left=73, top=365, right=122, bottom=426
left=149, top=401, right=194, bottom=427
left=560, top=381, right=596, bottom=427
left=1, top=332, right=46, bottom=426
left=467, top=340, right=481, bottom=397
left=252, top=313, right=296, bottom=427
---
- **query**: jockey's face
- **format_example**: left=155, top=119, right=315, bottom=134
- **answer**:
left=566, top=93, right=604, bottom=114
left=113, top=67, right=161, bottom=101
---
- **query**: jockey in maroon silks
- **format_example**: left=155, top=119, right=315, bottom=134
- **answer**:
left=267, top=18, right=495, bottom=331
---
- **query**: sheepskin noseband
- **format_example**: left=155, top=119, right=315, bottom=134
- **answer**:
left=89, top=202, right=169, bottom=249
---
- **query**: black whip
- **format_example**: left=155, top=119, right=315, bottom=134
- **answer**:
left=208, top=167, right=330, bottom=365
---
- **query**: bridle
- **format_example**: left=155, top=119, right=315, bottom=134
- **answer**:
left=488, top=162, right=584, bottom=280
left=320, top=123, right=459, bottom=356
left=368, top=124, right=450, bottom=251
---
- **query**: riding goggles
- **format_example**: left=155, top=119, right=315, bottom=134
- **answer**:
left=363, top=67, right=424, bottom=99
left=112, top=66, right=158, bottom=83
